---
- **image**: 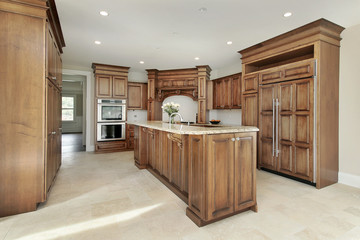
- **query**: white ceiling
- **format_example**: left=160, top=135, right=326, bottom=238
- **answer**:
left=56, top=0, right=360, bottom=73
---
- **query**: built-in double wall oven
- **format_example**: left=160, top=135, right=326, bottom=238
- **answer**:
left=97, top=99, right=126, bottom=141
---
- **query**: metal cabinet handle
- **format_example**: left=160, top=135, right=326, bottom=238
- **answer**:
left=276, top=98, right=279, bottom=157
left=52, top=77, right=57, bottom=80
left=272, top=99, right=275, bottom=157
left=231, top=138, right=236, bottom=142
left=52, top=131, right=56, bottom=135
left=236, top=137, right=240, bottom=141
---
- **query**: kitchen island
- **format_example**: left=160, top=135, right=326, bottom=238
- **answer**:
left=128, top=121, right=259, bottom=226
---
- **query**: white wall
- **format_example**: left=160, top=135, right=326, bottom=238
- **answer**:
left=162, top=96, right=198, bottom=123
left=339, top=23, right=360, bottom=187
left=209, top=109, right=242, bottom=125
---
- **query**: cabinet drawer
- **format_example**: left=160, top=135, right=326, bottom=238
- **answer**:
left=96, top=141, right=127, bottom=152
left=242, top=73, right=258, bottom=94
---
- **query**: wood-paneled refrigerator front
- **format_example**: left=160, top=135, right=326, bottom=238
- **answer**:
left=0, top=0, right=65, bottom=217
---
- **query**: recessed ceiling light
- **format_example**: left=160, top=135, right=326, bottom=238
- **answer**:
left=284, top=12, right=292, bottom=17
left=227, top=41, right=233, bottom=45
left=198, top=7, right=207, bottom=13
left=94, top=41, right=101, bottom=45
left=194, top=57, right=200, bottom=60
left=100, top=11, right=109, bottom=16
left=139, top=61, right=144, bottom=64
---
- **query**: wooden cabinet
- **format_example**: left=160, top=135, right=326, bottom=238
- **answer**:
left=242, top=93, right=258, bottom=126
left=0, top=0, right=65, bottom=217
left=47, top=23, right=62, bottom=88
left=239, top=19, right=344, bottom=188
left=206, top=134, right=235, bottom=220
left=92, top=64, right=130, bottom=152
left=213, top=73, right=241, bottom=109
left=187, top=131, right=257, bottom=225
left=126, top=124, right=135, bottom=149
left=167, top=133, right=188, bottom=193
left=259, top=77, right=314, bottom=182
left=232, top=74, right=242, bottom=108
left=134, top=126, right=148, bottom=169
left=128, top=82, right=147, bottom=110
left=46, top=80, right=62, bottom=192
left=92, top=64, right=129, bottom=99
left=95, top=75, right=128, bottom=99
left=132, top=124, right=258, bottom=226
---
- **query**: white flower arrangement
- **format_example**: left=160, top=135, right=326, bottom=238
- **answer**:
left=161, top=102, right=180, bottom=116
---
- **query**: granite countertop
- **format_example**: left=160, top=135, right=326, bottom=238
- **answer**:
left=127, top=121, right=259, bottom=135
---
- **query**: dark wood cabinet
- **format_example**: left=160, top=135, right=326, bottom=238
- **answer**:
left=128, top=82, right=147, bottom=110
left=213, top=73, right=241, bottom=109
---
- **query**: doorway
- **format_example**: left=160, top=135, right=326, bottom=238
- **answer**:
left=62, top=74, right=86, bottom=153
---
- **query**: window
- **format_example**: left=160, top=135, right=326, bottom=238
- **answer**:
left=62, top=96, right=75, bottom=121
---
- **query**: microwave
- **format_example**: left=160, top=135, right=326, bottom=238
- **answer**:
left=97, top=122, right=126, bottom=141
left=97, top=99, right=126, bottom=122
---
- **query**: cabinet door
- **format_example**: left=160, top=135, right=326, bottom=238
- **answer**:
left=47, top=28, right=56, bottom=82
left=259, top=84, right=277, bottom=170
left=134, top=126, right=140, bottom=163
left=279, top=78, right=314, bottom=181
left=234, top=132, right=256, bottom=211
left=147, top=129, right=154, bottom=168
left=54, top=87, right=62, bottom=172
left=55, top=49, right=62, bottom=88
left=242, top=93, right=258, bottom=126
left=214, top=80, right=223, bottom=109
left=188, top=135, right=205, bottom=218
left=128, top=83, right=143, bottom=109
left=232, top=74, right=242, bottom=108
left=45, top=81, right=54, bottom=192
left=113, top=76, right=127, bottom=99
left=96, top=75, right=112, bottom=98
left=223, top=78, right=232, bottom=108
left=168, top=134, right=183, bottom=190
left=242, top=73, right=258, bottom=94
left=160, top=131, right=169, bottom=179
left=206, top=134, right=234, bottom=220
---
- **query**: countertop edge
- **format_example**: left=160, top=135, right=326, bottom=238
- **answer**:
left=127, top=121, right=259, bottom=135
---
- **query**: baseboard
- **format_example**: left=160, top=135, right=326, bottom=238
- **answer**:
left=86, top=145, right=95, bottom=152
left=339, top=172, right=360, bottom=189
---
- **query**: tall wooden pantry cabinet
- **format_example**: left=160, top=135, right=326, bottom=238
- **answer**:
left=239, top=19, right=344, bottom=188
left=0, top=0, right=65, bottom=217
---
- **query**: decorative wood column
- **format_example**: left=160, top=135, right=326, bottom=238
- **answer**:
left=146, top=69, right=162, bottom=120
left=196, top=65, right=211, bottom=123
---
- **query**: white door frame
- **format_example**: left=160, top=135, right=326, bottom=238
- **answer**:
left=62, top=69, right=93, bottom=151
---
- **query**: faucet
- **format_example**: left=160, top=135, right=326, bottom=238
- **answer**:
left=169, top=112, right=184, bottom=125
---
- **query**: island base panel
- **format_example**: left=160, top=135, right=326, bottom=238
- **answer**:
left=186, top=204, right=257, bottom=227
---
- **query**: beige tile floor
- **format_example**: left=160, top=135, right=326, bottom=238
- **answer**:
left=1, top=151, right=360, bottom=240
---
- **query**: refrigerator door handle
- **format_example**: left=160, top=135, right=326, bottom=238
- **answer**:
left=272, top=98, right=275, bottom=157
left=276, top=98, right=279, bottom=157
